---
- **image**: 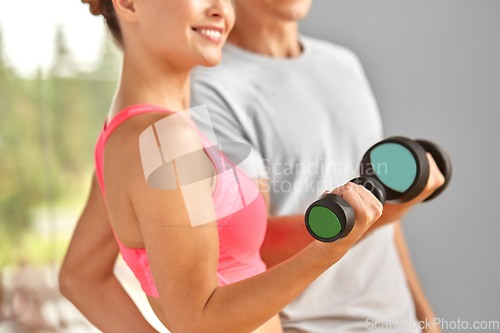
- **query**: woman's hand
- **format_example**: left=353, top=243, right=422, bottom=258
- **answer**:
left=313, top=182, right=384, bottom=263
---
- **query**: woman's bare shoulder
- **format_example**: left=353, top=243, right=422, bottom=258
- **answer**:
left=104, top=111, right=209, bottom=199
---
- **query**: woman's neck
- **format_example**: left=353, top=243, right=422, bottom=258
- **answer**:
left=109, top=48, right=192, bottom=121
left=227, top=11, right=301, bottom=58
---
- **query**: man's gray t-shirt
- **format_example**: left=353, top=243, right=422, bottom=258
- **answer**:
left=190, top=36, right=419, bottom=332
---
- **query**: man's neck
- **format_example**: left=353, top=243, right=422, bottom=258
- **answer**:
left=227, top=15, right=302, bottom=58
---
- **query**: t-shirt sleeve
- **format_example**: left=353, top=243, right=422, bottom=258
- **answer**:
left=190, top=78, right=269, bottom=180
left=347, top=50, right=385, bottom=140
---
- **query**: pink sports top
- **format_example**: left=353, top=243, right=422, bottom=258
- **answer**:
left=94, top=104, right=268, bottom=298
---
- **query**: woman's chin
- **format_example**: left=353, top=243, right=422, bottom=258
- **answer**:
left=202, top=59, right=221, bottom=67
left=197, top=50, right=223, bottom=67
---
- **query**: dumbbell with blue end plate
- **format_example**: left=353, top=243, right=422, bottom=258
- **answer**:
left=305, top=136, right=452, bottom=242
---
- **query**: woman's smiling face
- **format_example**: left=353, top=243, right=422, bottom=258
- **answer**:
left=127, top=0, right=235, bottom=68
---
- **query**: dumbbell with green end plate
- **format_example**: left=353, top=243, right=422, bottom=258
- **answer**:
left=304, top=177, right=386, bottom=243
left=305, top=136, right=452, bottom=242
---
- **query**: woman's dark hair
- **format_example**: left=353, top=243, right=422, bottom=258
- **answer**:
left=99, top=0, right=123, bottom=47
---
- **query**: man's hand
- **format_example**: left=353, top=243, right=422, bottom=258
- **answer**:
left=363, top=152, right=446, bottom=235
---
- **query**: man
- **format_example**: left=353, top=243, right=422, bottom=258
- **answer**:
left=191, top=0, right=444, bottom=332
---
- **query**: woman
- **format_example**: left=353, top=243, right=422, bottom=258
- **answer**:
left=59, top=0, right=383, bottom=332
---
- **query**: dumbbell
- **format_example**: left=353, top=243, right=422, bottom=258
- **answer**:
left=305, top=176, right=386, bottom=242
left=305, top=136, right=452, bottom=242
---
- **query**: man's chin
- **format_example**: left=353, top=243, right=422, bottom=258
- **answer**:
left=281, top=8, right=310, bottom=21
left=273, top=1, right=312, bottom=21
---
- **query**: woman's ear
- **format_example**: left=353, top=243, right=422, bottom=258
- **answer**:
left=112, top=0, right=138, bottom=23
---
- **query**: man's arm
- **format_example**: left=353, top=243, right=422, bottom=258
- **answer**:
left=259, top=152, right=445, bottom=268
left=394, top=221, right=442, bottom=333
left=59, top=172, right=157, bottom=333
left=255, top=177, right=312, bottom=268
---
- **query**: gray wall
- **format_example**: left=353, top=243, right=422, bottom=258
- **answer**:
left=300, top=0, right=500, bottom=327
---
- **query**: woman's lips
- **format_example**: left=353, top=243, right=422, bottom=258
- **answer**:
left=192, top=27, right=224, bottom=44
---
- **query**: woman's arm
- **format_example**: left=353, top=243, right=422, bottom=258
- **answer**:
left=124, top=115, right=383, bottom=333
left=59, top=172, right=157, bottom=333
